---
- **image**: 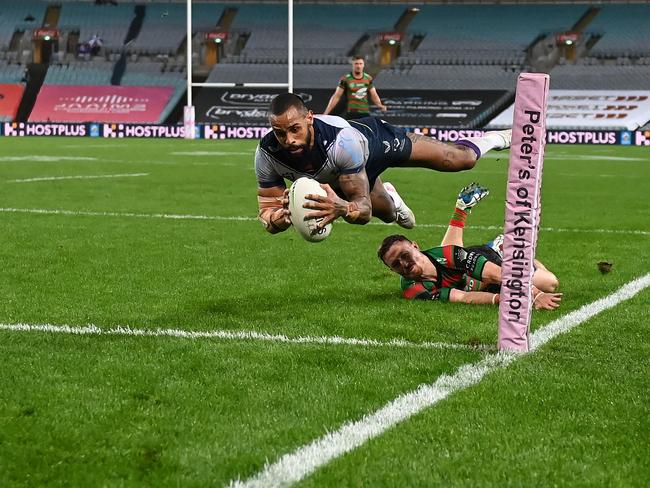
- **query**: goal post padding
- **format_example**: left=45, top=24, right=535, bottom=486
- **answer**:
left=498, top=73, right=550, bottom=352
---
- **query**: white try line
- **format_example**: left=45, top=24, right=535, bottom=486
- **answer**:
left=0, top=207, right=648, bottom=237
left=7, top=173, right=149, bottom=183
left=227, top=273, right=650, bottom=488
left=0, top=323, right=491, bottom=352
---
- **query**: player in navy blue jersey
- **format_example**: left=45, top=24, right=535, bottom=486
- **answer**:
left=255, top=93, right=512, bottom=235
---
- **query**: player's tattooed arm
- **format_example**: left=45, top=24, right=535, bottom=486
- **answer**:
left=303, top=171, right=372, bottom=227
left=257, top=185, right=291, bottom=234
left=338, top=171, right=372, bottom=224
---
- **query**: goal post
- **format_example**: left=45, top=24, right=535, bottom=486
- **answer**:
left=183, top=0, right=294, bottom=139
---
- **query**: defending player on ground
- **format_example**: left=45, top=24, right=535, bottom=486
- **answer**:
left=256, top=93, right=512, bottom=234
left=377, top=183, right=562, bottom=309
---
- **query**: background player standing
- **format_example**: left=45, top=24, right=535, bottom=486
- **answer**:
left=323, top=56, right=387, bottom=119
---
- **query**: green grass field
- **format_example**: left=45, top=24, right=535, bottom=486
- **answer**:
left=1, top=137, right=649, bottom=487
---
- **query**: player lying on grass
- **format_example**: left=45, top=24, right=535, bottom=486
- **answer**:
left=377, top=183, right=562, bottom=309
left=256, top=93, right=512, bottom=234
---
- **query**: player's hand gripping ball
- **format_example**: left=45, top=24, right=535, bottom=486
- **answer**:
left=288, top=177, right=332, bottom=242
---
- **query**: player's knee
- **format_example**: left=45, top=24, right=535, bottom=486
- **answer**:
left=540, top=274, right=559, bottom=292
left=454, top=147, right=477, bottom=170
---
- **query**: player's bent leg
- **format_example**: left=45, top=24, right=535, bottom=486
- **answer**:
left=402, top=133, right=477, bottom=172
left=369, top=177, right=397, bottom=223
left=370, top=178, right=416, bottom=228
left=383, top=181, right=416, bottom=228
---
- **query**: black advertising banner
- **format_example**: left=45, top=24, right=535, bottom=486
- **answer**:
left=195, top=88, right=330, bottom=126
left=376, top=89, right=507, bottom=127
left=194, top=88, right=508, bottom=128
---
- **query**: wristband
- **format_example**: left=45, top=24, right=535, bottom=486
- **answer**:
left=534, top=292, right=544, bottom=303
left=491, top=294, right=498, bottom=305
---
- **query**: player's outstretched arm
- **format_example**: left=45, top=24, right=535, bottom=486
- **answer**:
left=532, top=287, right=563, bottom=310
left=257, top=186, right=291, bottom=234
left=303, top=171, right=372, bottom=227
left=479, top=260, right=562, bottom=310
left=449, top=289, right=500, bottom=305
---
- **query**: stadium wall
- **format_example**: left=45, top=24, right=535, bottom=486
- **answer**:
left=1, top=121, right=648, bottom=146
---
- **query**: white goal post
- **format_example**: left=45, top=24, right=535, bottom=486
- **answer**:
left=184, top=0, right=295, bottom=138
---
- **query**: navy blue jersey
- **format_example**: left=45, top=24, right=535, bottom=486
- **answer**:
left=255, top=115, right=412, bottom=191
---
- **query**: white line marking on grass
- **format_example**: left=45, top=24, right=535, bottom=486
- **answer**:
left=8, top=173, right=149, bottom=183
left=0, top=208, right=648, bottom=237
left=554, top=173, right=638, bottom=178
left=546, top=155, right=647, bottom=162
left=0, top=208, right=253, bottom=221
left=62, top=144, right=129, bottom=149
left=0, top=156, right=98, bottom=162
left=227, top=273, right=650, bottom=488
left=0, top=323, right=490, bottom=352
left=171, top=151, right=254, bottom=156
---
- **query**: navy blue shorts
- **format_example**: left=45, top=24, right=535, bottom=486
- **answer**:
left=348, top=117, right=412, bottom=190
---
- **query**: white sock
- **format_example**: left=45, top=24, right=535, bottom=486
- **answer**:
left=457, top=132, right=504, bottom=159
left=384, top=183, right=403, bottom=207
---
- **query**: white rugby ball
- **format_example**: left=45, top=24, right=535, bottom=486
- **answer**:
left=288, top=177, right=332, bottom=242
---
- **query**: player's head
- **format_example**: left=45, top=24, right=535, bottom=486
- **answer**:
left=351, top=56, right=364, bottom=75
left=378, top=234, right=428, bottom=280
left=268, top=93, right=314, bottom=155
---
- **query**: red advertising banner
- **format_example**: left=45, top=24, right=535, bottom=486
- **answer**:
left=0, top=84, right=25, bottom=120
left=29, top=85, right=175, bottom=123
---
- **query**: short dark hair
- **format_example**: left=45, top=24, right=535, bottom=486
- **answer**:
left=269, top=93, right=307, bottom=117
left=377, top=234, right=411, bottom=263
left=352, top=55, right=364, bottom=61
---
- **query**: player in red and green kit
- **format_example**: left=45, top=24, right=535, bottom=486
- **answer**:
left=323, top=56, right=387, bottom=120
left=377, top=183, right=563, bottom=309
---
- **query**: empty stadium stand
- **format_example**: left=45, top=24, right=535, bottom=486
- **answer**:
left=0, top=1, right=648, bottom=127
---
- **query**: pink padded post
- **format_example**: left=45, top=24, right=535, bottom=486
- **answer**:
left=498, top=73, right=550, bottom=352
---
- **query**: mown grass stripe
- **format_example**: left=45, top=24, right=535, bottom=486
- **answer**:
left=227, top=273, right=650, bottom=488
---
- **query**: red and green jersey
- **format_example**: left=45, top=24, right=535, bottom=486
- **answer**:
left=400, top=245, right=488, bottom=302
left=338, top=72, right=373, bottom=114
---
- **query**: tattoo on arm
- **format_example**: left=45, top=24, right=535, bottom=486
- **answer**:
left=338, top=171, right=372, bottom=224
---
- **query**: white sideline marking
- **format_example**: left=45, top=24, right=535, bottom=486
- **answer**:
left=0, top=207, right=648, bottom=237
left=0, top=208, right=253, bottom=222
left=8, top=173, right=149, bottom=183
left=171, top=151, right=254, bottom=156
left=545, top=155, right=647, bottom=162
left=0, top=323, right=489, bottom=352
left=228, top=273, right=650, bottom=488
left=0, top=156, right=98, bottom=162
left=62, top=144, right=130, bottom=149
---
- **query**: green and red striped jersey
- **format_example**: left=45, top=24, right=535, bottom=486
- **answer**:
left=338, top=72, right=373, bottom=114
left=400, top=245, right=487, bottom=302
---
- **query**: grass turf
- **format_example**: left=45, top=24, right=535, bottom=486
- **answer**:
left=0, top=137, right=648, bottom=486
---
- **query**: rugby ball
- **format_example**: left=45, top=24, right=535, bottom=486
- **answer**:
left=288, top=177, right=332, bottom=242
